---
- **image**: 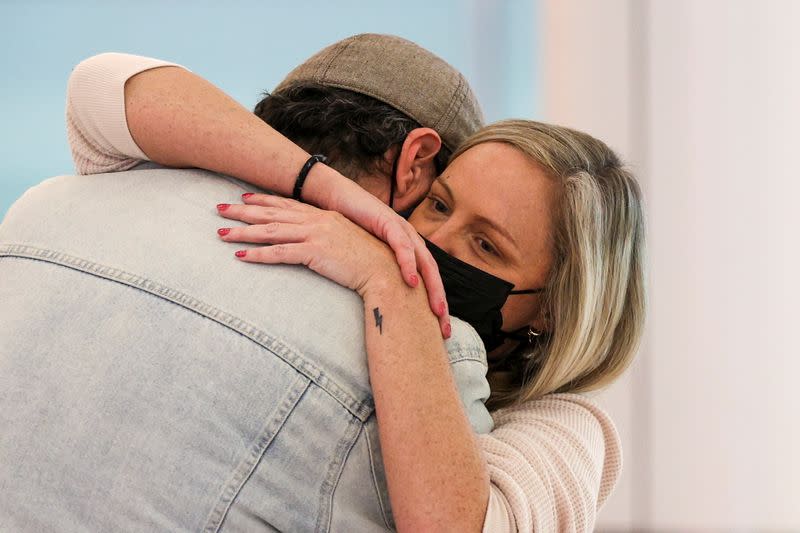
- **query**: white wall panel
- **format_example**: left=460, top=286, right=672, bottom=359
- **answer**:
left=542, top=0, right=800, bottom=530
left=646, top=1, right=800, bottom=529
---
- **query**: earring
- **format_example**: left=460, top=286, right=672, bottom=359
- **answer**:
left=527, top=327, right=542, bottom=344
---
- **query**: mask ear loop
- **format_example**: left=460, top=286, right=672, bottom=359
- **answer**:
left=509, top=288, right=544, bottom=295
left=388, top=147, right=401, bottom=209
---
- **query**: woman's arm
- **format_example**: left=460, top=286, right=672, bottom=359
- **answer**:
left=66, top=53, right=340, bottom=204
left=221, top=195, right=490, bottom=531
left=361, top=275, right=490, bottom=531
left=123, top=63, right=342, bottom=208
left=66, top=53, right=449, bottom=334
left=66, top=53, right=175, bottom=175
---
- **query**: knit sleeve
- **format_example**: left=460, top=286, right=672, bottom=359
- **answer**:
left=479, top=393, right=622, bottom=533
left=65, top=53, right=185, bottom=175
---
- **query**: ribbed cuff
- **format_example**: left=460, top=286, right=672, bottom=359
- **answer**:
left=67, top=52, right=187, bottom=160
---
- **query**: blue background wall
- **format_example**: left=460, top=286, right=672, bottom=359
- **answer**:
left=0, top=0, right=539, bottom=218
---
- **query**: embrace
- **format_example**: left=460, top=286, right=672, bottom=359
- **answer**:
left=0, top=34, right=645, bottom=532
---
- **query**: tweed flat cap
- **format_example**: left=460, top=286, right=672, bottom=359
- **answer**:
left=275, top=33, right=484, bottom=151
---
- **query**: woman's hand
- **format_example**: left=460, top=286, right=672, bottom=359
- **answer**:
left=119, top=62, right=449, bottom=330
left=216, top=193, right=452, bottom=338
left=293, top=173, right=450, bottom=330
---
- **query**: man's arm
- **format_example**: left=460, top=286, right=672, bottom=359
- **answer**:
left=445, top=318, right=493, bottom=435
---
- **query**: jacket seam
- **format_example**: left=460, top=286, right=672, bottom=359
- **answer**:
left=447, top=352, right=488, bottom=365
left=365, top=418, right=394, bottom=529
left=316, top=415, right=364, bottom=532
left=205, top=378, right=311, bottom=533
left=0, top=244, right=372, bottom=420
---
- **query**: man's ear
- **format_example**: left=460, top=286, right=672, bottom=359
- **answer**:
left=391, top=128, right=442, bottom=212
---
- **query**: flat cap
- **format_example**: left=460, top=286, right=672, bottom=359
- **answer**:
left=275, top=33, right=484, bottom=151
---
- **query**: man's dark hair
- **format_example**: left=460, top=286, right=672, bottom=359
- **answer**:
left=254, top=83, right=451, bottom=181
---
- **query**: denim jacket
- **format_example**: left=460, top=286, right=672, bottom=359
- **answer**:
left=0, top=167, right=492, bottom=532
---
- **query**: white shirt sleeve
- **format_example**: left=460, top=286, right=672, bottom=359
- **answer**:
left=65, top=53, right=186, bottom=175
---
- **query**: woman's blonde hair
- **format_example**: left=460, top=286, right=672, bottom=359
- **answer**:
left=451, top=120, right=646, bottom=409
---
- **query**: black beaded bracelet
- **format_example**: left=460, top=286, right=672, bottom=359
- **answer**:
left=292, top=154, right=327, bottom=202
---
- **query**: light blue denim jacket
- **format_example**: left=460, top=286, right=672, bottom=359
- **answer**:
left=0, top=166, right=492, bottom=532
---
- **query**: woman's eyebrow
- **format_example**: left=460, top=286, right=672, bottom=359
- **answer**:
left=435, top=176, right=521, bottom=254
left=474, top=214, right=520, bottom=252
left=435, top=175, right=454, bottom=196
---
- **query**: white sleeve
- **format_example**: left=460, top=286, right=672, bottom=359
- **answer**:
left=65, top=52, right=186, bottom=175
left=479, top=394, right=623, bottom=533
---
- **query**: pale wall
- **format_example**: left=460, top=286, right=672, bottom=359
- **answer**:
left=542, top=0, right=800, bottom=530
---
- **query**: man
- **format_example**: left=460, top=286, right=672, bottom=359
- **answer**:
left=0, top=34, right=487, bottom=531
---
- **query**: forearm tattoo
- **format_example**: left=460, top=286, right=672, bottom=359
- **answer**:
left=372, top=307, right=383, bottom=335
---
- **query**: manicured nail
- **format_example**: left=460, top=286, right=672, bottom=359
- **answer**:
left=217, top=203, right=230, bottom=211
left=217, top=228, right=231, bottom=236
left=409, top=274, right=419, bottom=287
left=438, top=300, right=447, bottom=316
left=242, top=193, right=254, bottom=199
left=444, top=322, right=452, bottom=339
left=235, top=250, right=247, bottom=258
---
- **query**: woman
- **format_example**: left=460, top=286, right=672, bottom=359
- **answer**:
left=68, top=54, right=645, bottom=532
left=221, top=122, right=645, bottom=532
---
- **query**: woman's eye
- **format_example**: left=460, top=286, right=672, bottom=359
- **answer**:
left=478, top=238, right=497, bottom=255
left=429, top=197, right=449, bottom=214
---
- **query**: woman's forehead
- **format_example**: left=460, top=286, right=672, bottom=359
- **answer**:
left=443, top=143, right=557, bottom=253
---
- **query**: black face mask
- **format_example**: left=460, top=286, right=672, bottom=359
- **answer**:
left=424, top=237, right=544, bottom=352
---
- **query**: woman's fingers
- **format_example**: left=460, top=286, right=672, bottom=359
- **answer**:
left=381, top=221, right=420, bottom=289
left=412, top=233, right=450, bottom=338
left=219, top=194, right=452, bottom=338
left=218, top=222, right=309, bottom=244
left=218, top=192, right=318, bottom=224
left=369, top=211, right=423, bottom=291
left=241, top=192, right=316, bottom=212
left=216, top=203, right=306, bottom=225
left=233, top=243, right=310, bottom=266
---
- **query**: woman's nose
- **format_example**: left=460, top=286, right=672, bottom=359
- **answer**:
left=422, top=221, right=460, bottom=257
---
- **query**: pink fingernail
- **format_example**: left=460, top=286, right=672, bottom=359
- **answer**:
left=242, top=193, right=254, bottom=199
left=217, top=228, right=231, bottom=236
left=409, top=274, right=419, bottom=286
left=217, top=203, right=230, bottom=211
left=235, top=250, right=247, bottom=258
left=444, top=322, right=452, bottom=339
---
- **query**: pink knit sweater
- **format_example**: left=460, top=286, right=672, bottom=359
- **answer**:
left=66, top=53, right=623, bottom=533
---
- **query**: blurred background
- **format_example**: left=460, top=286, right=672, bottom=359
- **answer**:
left=0, top=0, right=538, bottom=215
left=1, top=0, right=798, bottom=531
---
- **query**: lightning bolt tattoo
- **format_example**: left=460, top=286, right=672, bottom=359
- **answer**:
left=373, top=307, right=383, bottom=335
